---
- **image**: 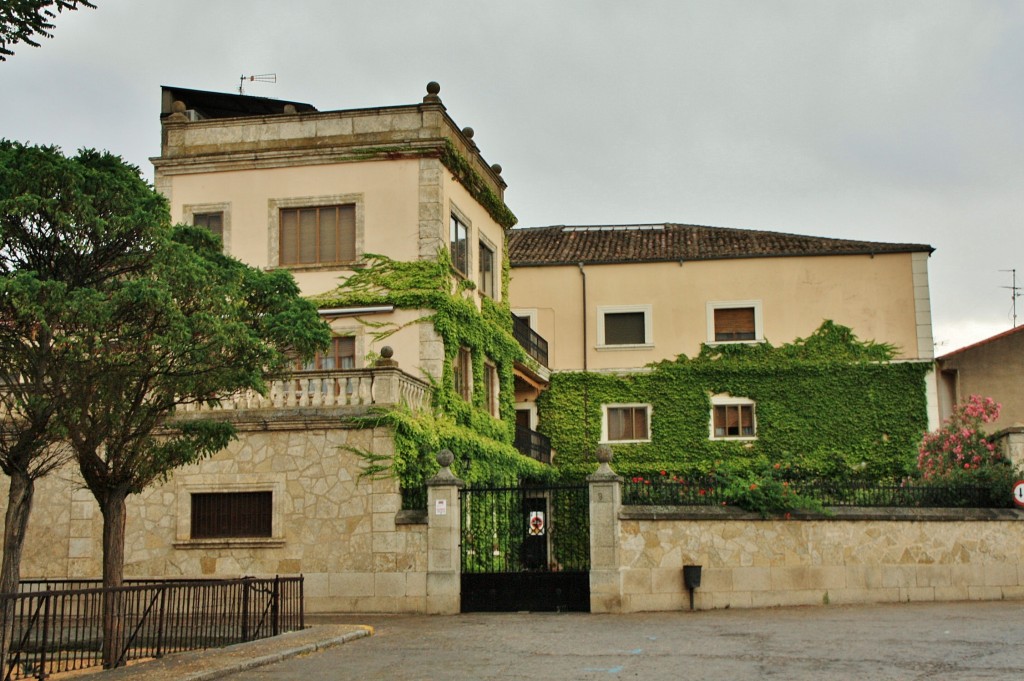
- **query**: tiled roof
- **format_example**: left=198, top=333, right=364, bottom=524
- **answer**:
left=507, top=223, right=933, bottom=267
left=938, top=324, right=1024, bottom=360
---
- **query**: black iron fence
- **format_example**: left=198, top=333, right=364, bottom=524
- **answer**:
left=0, top=576, right=303, bottom=680
left=623, top=475, right=1016, bottom=509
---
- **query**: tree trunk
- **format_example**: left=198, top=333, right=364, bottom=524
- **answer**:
left=99, top=489, right=128, bottom=668
left=0, top=470, right=34, bottom=678
left=1, top=470, right=34, bottom=596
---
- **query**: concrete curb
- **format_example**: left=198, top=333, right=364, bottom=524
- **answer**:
left=86, top=625, right=374, bottom=680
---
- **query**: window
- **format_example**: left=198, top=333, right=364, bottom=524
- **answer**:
left=708, top=301, right=763, bottom=343
left=602, top=404, right=651, bottom=443
left=710, top=397, right=757, bottom=439
left=479, top=240, right=496, bottom=298
left=450, top=214, right=469, bottom=276
left=193, top=212, right=223, bottom=241
left=598, top=305, right=652, bottom=347
left=483, top=360, right=499, bottom=416
left=191, top=492, right=272, bottom=539
left=279, top=204, right=356, bottom=266
left=454, top=347, right=472, bottom=401
left=296, top=337, right=355, bottom=371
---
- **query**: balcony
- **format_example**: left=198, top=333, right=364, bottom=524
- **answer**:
left=514, top=425, right=552, bottom=465
left=512, top=314, right=549, bottom=368
left=177, top=367, right=431, bottom=415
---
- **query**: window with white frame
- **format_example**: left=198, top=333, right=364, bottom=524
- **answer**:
left=710, top=396, right=757, bottom=439
left=707, top=301, right=763, bottom=343
left=602, top=404, right=651, bottom=443
left=598, top=305, right=653, bottom=348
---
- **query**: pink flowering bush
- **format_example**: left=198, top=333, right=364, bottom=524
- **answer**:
left=917, top=395, right=1003, bottom=480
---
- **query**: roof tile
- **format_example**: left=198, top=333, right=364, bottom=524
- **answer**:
left=508, top=223, right=933, bottom=266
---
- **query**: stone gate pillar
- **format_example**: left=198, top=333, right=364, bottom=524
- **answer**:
left=588, top=444, right=623, bottom=613
left=426, top=448, right=464, bottom=614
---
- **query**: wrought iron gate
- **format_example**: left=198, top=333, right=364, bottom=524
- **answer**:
left=460, top=483, right=590, bottom=612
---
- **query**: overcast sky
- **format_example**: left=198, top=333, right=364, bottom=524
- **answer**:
left=2, top=1, right=1021, bottom=353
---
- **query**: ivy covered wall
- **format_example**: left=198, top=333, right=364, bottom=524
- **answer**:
left=312, top=252, right=549, bottom=486
left=537, top=322, right=933, bottom=480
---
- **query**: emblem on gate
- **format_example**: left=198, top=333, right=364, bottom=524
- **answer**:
left=528, top=511, right=546, bottom=536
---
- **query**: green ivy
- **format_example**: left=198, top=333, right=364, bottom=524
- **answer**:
left=312, top=251, right=533, bottom=486
left=538, top=321, right=932, bottom=480
left=439, top=140, right=517, bottom=229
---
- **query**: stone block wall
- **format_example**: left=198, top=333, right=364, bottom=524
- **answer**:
left=611, top=508, right=1024, bottom=612
left=2, top=413, right=431, bottom=614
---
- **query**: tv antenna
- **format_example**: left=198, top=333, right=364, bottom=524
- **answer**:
left=239, top=73, right=276, bottom=95
left=999, top=268, right=1021, bottom=327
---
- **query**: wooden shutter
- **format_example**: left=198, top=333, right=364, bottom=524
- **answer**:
left=714, top=307, right=756, bottom=341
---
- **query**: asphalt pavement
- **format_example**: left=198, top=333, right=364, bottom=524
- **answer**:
left=84, top=601, right=1024, bottom=680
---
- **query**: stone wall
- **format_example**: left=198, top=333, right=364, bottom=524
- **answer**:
left=3, top=411, right=432, bottom=614
left=608, top=506, right=1024, bottom=612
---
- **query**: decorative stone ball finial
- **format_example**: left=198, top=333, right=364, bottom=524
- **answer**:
left=380, top=346, right=394, bottom=359
left=462, top=126, right=474, bottom=139
left=424, top=81, right=442, bottom=104
left=595, top=444, right=613, bottom=465
left=282, top=104, right=297, bottom=114
left=491, top=163, right=503, bottom=175
left=166, top=100, right=189, bottom=123
left=436, top=448, right=454, bottom=469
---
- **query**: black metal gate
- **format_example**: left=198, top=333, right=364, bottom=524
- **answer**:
left=460, top=483, right=590, bottom=612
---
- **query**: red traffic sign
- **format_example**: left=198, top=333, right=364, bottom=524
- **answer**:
left=1013, top=481, right=1024, bottom=508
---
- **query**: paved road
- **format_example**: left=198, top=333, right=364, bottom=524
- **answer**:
left=227, top=601, right=1024, bottom=680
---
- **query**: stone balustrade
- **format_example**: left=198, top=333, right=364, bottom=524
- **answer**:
left=177, top=367, right=430, bottom=413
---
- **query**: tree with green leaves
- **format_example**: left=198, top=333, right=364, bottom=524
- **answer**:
left=1, top=0, right=95, bottom=61
left=55, top=224, right=328, bottom=666
left=0, top=140, right=168, bottom=599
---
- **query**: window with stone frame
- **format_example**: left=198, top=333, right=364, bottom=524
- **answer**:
left=190, top=491, right=272, bottom=539
left=479, top=240, right=496, bottom=298
left=450, top=214, right=469, bottom=276
left=279, top=204, right=356, bottom=266
left=193, top=211, right=224, bottom=241
left=454, top=346, right=472, bottom=401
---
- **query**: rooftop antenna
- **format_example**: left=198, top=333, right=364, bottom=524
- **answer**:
left=239, top=73, right=276, bottom=95
left=999, top=269, right=1021, bottom=327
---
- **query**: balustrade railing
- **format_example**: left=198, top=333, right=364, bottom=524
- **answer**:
left=178, top=367, right=430, bottom=414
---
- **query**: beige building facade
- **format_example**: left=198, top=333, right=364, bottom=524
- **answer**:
left=155, top=84, right=512, bottom=382
left=937, top=325, right=1024, bottom=430
left=508, top=225, right=935, bottom=373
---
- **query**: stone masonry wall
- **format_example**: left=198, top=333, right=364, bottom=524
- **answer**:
left=2, top=418, right=429, bottom=614
left=615, top=511, right=1024, bottom=612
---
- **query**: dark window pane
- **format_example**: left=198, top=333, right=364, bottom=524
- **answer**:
left=193, top=212, right=224, bottom=240
left=604, top=312, right=646, bottom=345
left=191, top=492, right=272, bottom=539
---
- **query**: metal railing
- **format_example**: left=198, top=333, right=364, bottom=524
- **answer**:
left=512, top=315, right=549, bottom=368
left=622, top=475, right=1016, bottom=509
left=514, top=426, right=552, bottom=465
left=177, top=367, right=430, bottom=413
left=0, top=576, right=303, bottom=680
